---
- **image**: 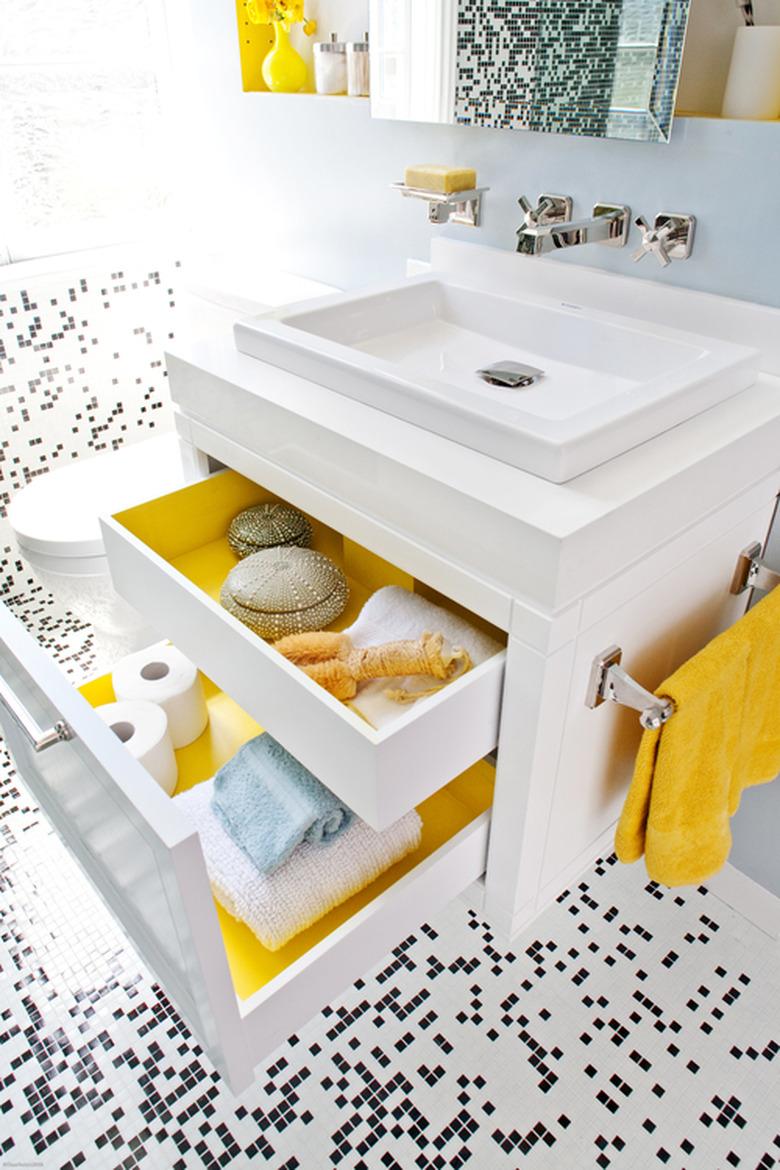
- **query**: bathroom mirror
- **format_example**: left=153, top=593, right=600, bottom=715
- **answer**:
left=369, top=0, right=691, bottom=143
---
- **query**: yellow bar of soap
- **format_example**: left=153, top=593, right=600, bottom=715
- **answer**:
left=404, top=164, right=477, bottom=194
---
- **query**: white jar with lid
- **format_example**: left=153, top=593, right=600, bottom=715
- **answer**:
left=347, top=34, right=370, bottom=97
left=313, top=33, right=347, bottom=95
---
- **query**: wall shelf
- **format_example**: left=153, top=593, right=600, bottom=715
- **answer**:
left=676, top=110, right=780, bottom=123
left=235, top=0, right=369, bottom=95
left=244, top=92, right=368, bottom=102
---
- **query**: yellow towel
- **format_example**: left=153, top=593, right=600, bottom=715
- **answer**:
left=615, top=585, right=780, bottom=887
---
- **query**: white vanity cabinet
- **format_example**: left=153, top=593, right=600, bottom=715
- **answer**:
left=2, top=245, right=780, bottom=1092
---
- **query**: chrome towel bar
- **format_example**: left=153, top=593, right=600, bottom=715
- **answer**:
left=585, top=645, right=675, bottom=730
left=730, top=542, right=780, bottom=596
left=585, top=536, right=780, bottom=731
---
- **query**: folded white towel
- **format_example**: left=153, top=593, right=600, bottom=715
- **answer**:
left=175, top=779, right=422, bottom=951
left=343, top=585, right=502, bottom=729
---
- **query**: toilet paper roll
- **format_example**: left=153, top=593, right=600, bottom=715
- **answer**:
left=112, top=641, right=209, bottom=748
left=97, top=700, right=178, bottom=795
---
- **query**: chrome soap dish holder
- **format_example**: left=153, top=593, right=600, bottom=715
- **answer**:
left=391, top=181, right=489, bottom=227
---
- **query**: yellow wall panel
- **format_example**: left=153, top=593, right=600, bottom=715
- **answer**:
left=235, top=0, right=274, bottom=92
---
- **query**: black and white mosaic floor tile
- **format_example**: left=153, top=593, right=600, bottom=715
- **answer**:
left=1, top=593, right=779, bottom=1170
left=1, top=577, right=97, bottom=678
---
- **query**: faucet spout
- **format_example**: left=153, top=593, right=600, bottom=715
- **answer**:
left=516, top=202, right=630, bottom=256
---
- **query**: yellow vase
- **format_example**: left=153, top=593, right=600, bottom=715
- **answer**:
left=262, top=22, right=307, bottom=93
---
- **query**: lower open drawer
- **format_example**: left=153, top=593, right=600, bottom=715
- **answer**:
left=100, top=469, right=506, bottom=830
left=0, top=602, right=493, bottom=1091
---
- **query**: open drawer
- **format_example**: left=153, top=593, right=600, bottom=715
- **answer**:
left=100, top=469, right=507, bottom=829
left=0, top=602, right=494, bottom=1092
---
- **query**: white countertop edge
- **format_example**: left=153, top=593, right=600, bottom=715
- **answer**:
left=167, top=320, right=780, bottom=543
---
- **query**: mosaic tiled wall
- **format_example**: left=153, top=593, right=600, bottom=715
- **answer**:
left=454, top=0, right=690, bottom=141
left=0, top=254, right=180, bottom=599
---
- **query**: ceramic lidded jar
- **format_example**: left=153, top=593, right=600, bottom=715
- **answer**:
left=346, top=34, right=370, bottom=97
left=228, top=502, right=313, bottom=559
left=313, top=33, right=347, bottom=95
left=220, top=546, right=349, bottom=639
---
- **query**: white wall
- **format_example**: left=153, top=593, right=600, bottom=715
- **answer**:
left=172, top=0, right=780, bottom=307
left=287, top=0, right=368, bottom=86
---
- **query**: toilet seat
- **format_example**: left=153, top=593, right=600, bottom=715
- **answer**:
left=9, top=433, right=187, bottom=575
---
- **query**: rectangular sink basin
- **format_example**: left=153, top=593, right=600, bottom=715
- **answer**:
left=234, top=277, right=759, bottom=482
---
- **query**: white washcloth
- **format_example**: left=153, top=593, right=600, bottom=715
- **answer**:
left=343, top=585, right=502, bottom=729
left=175, top=779, right=422, bottom=951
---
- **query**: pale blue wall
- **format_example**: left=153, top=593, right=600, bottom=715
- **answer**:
left=730, top=786, right=780, bottom=897
left=180, top=0, right=780, bottom=306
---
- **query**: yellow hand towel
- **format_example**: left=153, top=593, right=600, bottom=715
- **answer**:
left=615, top=585, right=780, bottom=887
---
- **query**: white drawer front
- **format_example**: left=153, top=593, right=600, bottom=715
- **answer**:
left=0, top=602, right=253, bottom=1089
left=101, top=470, right=506, bottom=830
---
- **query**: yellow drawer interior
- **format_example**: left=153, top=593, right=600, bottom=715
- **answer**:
left=112, top=469, right=505, bottom=644
left=80, top=671, right=494, bottom=1001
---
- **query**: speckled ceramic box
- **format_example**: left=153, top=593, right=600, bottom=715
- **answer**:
left=219, top=546, right=348, bottom=639
left=227, top=502, right=313, bottom=559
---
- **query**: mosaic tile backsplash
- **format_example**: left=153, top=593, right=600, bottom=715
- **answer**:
left=0, top=253, right=179, bottom=599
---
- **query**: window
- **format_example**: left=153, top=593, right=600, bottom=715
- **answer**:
left=0, top=0, right=172, bottom=264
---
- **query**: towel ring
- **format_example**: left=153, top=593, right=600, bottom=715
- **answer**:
left=585, top=645, right=675, bottom=730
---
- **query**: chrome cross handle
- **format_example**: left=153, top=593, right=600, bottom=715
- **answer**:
left=632, top=213, right=696, bottom=267
left=518, top=195, right=553, bottom=227
left=517, top=192, right=572, bottom=231
left=632, top=216, right=675, bottom=267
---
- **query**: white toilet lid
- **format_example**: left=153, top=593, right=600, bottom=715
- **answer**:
left=9, top=433, right=189, bottom=560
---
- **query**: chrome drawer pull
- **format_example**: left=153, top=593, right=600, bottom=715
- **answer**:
left=0, top=675, right=74, bottom=752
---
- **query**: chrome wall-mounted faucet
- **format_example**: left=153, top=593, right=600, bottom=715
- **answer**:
left=516, top=194, right=630, bottom=256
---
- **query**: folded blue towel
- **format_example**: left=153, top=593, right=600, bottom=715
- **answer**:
left=211, top=734, right=352, bottom=874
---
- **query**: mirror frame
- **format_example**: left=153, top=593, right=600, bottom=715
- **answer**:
left=604, top=0, right=691, bottom=143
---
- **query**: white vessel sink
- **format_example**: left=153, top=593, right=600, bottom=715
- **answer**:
left=234, top=275, right=759, bottom=482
